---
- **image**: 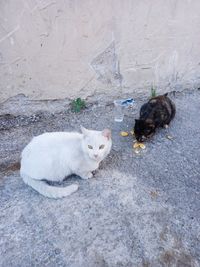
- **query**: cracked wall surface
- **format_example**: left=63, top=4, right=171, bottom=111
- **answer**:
left=0, top=0, right=200, bottom=102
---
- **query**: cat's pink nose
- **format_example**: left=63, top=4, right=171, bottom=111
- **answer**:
left=94, top=154, right=98, bottom=158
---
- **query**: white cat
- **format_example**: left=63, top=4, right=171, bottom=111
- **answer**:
left=20, top=126, right=112, bottom=199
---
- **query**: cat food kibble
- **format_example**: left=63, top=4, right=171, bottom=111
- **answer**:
left=133, top=142, right=146, bottom=149
left=120, top=131, right=129, bottom=137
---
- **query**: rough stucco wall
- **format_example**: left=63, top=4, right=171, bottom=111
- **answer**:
left=0, top=0, right=200, bottom=102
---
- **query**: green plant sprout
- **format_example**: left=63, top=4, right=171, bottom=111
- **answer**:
left=71, top=98, right=86, bottom=113
left=151, top=86, right=157, bottom=98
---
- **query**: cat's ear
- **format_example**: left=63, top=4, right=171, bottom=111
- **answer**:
left=102, top=129, right=111, bottom=140
left=81, top=125, right=89, bottom=135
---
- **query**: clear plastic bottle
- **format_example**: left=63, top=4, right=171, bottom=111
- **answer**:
left=114, top=98, right=134, bottom=122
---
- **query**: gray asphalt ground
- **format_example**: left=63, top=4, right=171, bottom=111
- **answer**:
left=0, top=90, right=200, bottom=267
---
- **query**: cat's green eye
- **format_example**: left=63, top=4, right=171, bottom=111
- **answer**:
left=88, top=145, right=93, bottom=149
left=99, top=144, right=105, bottom=150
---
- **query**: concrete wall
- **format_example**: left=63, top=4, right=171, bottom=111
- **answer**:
left=0, top=0, right=200, bottom=102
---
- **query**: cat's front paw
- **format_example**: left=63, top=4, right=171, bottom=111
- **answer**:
left=80, top=172, right=93, bottom=180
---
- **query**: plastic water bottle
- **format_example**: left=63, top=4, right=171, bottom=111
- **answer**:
left=114, top=98, right=134, bottom=122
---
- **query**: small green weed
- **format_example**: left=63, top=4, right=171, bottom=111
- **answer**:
left=71, top=98, right=86, bottom=113
left=151, top=86, right=157, bottom=98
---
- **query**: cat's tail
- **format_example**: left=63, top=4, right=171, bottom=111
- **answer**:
left=21, top=173, right=79, bottom=199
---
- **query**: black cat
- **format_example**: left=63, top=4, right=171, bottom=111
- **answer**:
left=134, top=93, right=176, bottom=142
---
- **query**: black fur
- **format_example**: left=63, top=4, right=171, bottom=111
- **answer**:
left=134, top=93, right=176, bottom=142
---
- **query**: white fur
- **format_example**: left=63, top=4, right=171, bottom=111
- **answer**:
left=20, top=127, right=112, bottom=199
